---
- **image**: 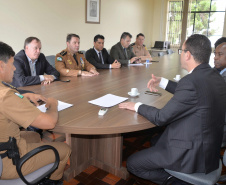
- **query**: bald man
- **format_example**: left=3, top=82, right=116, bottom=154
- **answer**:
left=214, top=42, right=226, bottom=82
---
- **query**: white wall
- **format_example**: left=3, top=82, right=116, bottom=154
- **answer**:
left=0, top=0, right=154, bottom=55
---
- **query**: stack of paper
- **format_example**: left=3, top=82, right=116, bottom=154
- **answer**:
left=88, top=94, right=128, bottom=107
left=37, top=100, right=73, bottom=112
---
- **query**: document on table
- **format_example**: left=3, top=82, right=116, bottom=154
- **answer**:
left=128, top=63, right=144, bottom=66
left=37, top=100, right=73, bottom=112
left=88, top=94, right=128, bottom=107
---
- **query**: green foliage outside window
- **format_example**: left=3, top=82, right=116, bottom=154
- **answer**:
left=167, top=0, right=223, bottom=45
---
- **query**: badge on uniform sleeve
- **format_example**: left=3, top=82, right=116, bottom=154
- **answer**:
left=15, top=92, right=24, bottom=99
left=57, top=57, right=62, bottom=61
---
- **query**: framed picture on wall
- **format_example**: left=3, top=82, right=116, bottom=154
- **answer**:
left=86, top=0, right=100, bottom=24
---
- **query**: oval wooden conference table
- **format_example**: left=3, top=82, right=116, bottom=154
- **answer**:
left=19, top=53, right=188, bottom=180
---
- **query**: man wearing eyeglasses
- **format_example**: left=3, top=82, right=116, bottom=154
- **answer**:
left=119, top=34, right=226, bottom=185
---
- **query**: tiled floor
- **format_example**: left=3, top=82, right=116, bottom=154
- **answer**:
left=41, top=128, right=226, bottom=185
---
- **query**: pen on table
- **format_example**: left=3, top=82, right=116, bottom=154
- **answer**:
left=145, top=92, right=160, bottom=96
left=55, top=79, right=70, bottom=82
left=145, top=91, right=162, bottom=96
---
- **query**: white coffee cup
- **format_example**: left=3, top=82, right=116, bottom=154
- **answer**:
left=131, top=88, right=138, bottom=95
left=175, top=75, right=181, bottom=80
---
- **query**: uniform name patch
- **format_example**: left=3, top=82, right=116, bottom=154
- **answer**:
left=57, top=57, right=62, bottom=61
left=15, top=93, right=24, bottom=99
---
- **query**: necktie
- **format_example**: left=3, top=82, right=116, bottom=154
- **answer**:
left=98, top=52, right=104, bottom=64
left=124, top=48, right=128, bottom=59
left=73, top=54, right=78, bottom=65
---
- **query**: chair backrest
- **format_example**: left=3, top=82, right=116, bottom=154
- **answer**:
left=167, top=49, right=173, bottom=55
left=46, top=55, right=55, bottom=68
left=80, top=50, right=86, bottom=56
left=158, top=52, right=164, bottom=57
left=0, top=157, right=2, bottom=177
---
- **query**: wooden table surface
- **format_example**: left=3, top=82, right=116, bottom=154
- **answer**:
left=20, top=53, right=188, bottom=180
left=20, top=53, right=186, bottom=135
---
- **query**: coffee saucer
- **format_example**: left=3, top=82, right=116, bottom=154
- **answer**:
left=128, top=92, right=140, bottom=97
left=173, top=77, right=180, bottom=82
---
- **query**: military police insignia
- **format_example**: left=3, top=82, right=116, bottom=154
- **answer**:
left=57, top=57, right=62, bottom=61
left=60, top=50, right=67, bottom=56
left=67, top=60, right=72, bottom=64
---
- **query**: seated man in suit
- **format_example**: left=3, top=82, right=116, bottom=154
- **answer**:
left=0, top=41, right=71, bottom=185
left=11, top=37, right=60, bottom=87
left=214, top=42, right=226, bottom=82
left=131, top=33, right=152, bottom=61
left=119, top=34, right=226, bottom=185
left=214, top=37, right=226, bottom=49
left=55, top=33, right=99, bottom=77
left=214, top=41, right=226, bottom=148
left=110, top=32, right=140, bottom=65
left=85, top=34, right=121, bottom=69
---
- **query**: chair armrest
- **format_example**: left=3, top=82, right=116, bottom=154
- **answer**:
left=16, top=145, right=60, bottom=185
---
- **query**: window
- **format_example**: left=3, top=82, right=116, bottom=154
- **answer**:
left=166, top=0, right=226, bottom=46
left=167, top=1, right=184, bottom=45
left=187, top=0, right=226, bottom=46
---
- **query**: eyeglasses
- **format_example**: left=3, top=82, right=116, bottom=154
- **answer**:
left=178, top=49, right=188, bottom=55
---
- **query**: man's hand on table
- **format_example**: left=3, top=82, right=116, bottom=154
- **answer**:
left=119, top=102, right=136, bottom=111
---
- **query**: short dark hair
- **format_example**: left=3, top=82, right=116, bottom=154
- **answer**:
left=120, top=32, right=132, bottom=40
left=24, top=37, right=40, bottom=49
left=67, top=34, right=80, bottom=42
left=0, top=42, right=15, bottom=63
left=136, top=33, right=145, bottom=38
left=184, top=34, right=211, bottom=64
left=94, top=34, right=105, bottom=42
left=215, top=37, right=226, bottom=49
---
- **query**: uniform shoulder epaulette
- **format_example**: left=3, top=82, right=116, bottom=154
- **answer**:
left=60, top=50, right=67, bottom=56
left=78, top=51, right=84, bottom=54
left=2, top=81, right=17, bottom=89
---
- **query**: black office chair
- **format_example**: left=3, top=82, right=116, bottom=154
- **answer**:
left=0, top=137, right=60, bottom=185
left=158, top=52, right=164, bottom=57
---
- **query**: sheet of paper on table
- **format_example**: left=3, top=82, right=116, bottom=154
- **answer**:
left=88, top=94, right=128, bottom=107
left=37, top=100, right=73, bottom=112
left=128, top=63, right=144, bottom=66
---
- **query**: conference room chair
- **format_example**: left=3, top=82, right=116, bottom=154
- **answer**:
left=158, top=52, right=164, bottom=57
left=162, top=151, right=226, bottom=185
left=46, top=55, right=56, bottom=68
left=0, top=137, right=59, bottom=185
left=166, top=49, right=174, bottom=55
left=80, top=50, right=86, bottom=56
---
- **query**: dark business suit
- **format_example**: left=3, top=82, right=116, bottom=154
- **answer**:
left=110, top=42, right=136, bottom=64
left=222, top=70, right=226, bottom=82
left=218, top=69, right=226, bottom=147
left=11, top=50, right=60, bottom=87
left=127, top=63, right=226, bottom=184
left=85, top=48, right=114, bottom=69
